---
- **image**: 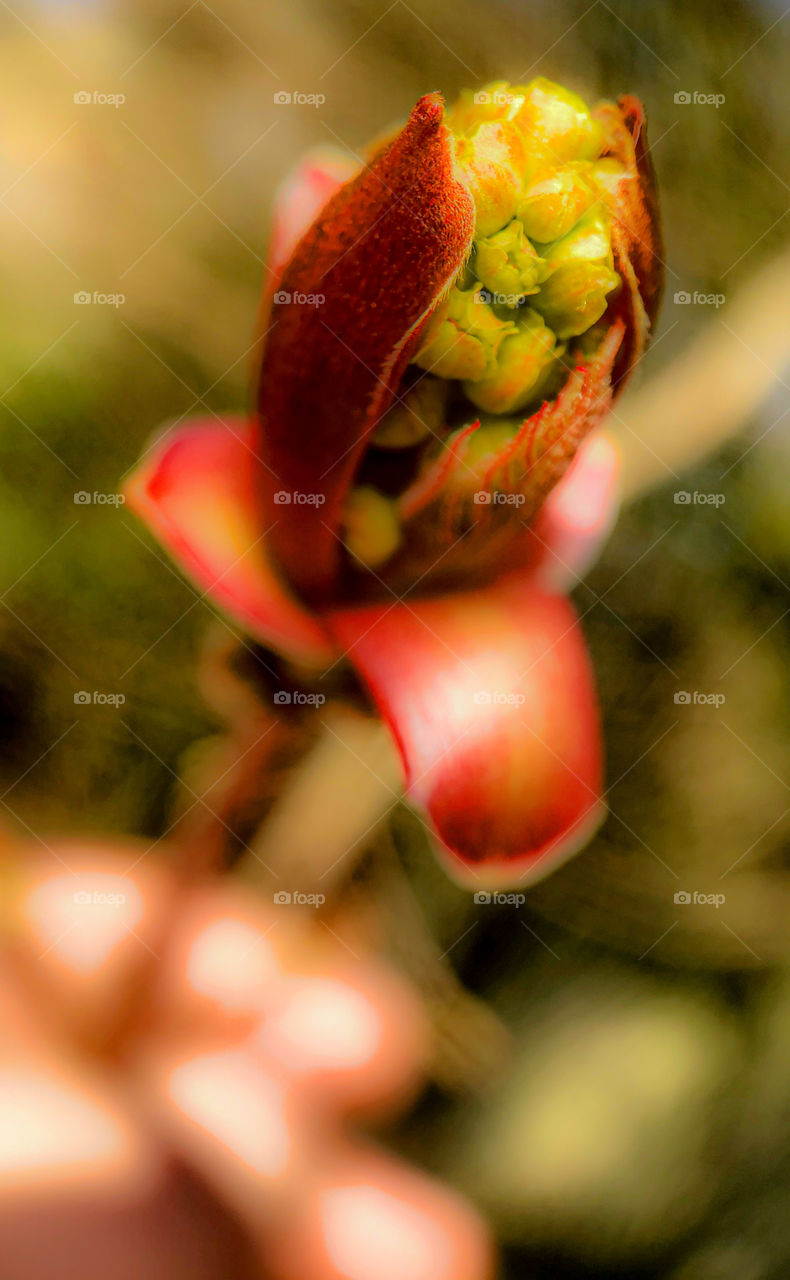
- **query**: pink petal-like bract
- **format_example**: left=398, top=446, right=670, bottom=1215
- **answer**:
left=327, top=577, right=604, bottom=884
left=124, top=417, right=333, bottom=667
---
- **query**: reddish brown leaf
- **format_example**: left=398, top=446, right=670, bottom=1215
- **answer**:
left=256, top=94, right=475, bottom=601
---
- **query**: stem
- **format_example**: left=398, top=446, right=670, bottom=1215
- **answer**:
left=242, top=705, right=402, bottom=897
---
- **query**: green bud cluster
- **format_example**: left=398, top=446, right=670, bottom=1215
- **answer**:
left=414, top=78, right=624, bottom=416
left=343, top=78, right=625, bottom=571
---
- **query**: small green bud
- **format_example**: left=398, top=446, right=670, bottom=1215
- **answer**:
left=515, top=78, right=604, bottom=169
left=413, top=284, right=517, bottom=381
left=343, top=486, right=402, bottom=568
left=517, top=162, right=599, bottom=243
left=462, top=307, right=561, bottom=415
left=532, top=210, right=619, bottom=339
left=455, top=123, right=525, bottom=237
left=541, top=208, right=613, bottom=268
left=473, top=219, right=548, bottom=305
left=533, top=263, right=619, bottom=339
left=448, top=82, right=528, bottom=134
left=372, top=375, right=448, bottom=448
left=439, top=419, right=519, bottom=495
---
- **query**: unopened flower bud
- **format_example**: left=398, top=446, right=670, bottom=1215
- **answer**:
left=372, top=375, right=448, bottom=448
left=517, top=163, right=599, bottom=243
left=439, top=418, right=520, bottom=496
left=454, top=122, right=527, bottom=237
left=534, top=262, right=619, bottom=339
left=533, top=210, right=619, bottom=338
left=515, top=77, right=604, bottom=170
left=448, top=81, right=527, bottom=134
left=413, top=284, right=517, bottom=381
left=343, top=486, right=402, bottom=568
left=473, top=219, right=547, bottom=304
left=463, top=307, right=561, bottom=414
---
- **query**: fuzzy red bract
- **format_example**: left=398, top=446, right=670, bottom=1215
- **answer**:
left=256, top=95, right=475, bottom=600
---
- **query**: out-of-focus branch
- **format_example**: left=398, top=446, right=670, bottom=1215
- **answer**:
left=245, top=706, right=402, bottom=897
left=617, top=247, right=790, bottom=501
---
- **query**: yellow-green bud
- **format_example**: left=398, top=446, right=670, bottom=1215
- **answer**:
left=541, top=208, right=613, bottom=270
left=462, top=307, right=561, bottom=415
left=473, top=219, right=547, bottom=305
left=413, top=284, right=517, bottom=381
left=407, top=79, right=623, bottom=424
left=454, top=122, right=526, bottom=237
left=448, top=81, right=528, bottom=134
left=517, top=163, right=599, bottom=243
left=439, top=419, right=519, bottom=495
left=533, top=263, right=619, bottom=339
left=532, top=210, right=619, bottom=339
left=515, top=77, right=604, bottom=171
left=343, top=487, right=402, bottom=568
left=372, top=375, right=448, bottom=448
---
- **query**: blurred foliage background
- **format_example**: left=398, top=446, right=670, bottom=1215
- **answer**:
left=3, top=0, right=790, bottom=1276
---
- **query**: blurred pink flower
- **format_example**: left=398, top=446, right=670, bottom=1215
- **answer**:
left=0, top=842, right=494, bottom=1280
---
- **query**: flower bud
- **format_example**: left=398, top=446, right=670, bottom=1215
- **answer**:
left=514, top=77, right=604, bottom=170
left=413, top=284, right=517, bottom=381
left=448, top=81, right=527, bottom=133
left=454, top=122, right=527, bottom=237
left=438, top=418, right=520, bottom=496
left=343, top=487, right=402, bottom=568
left=463, top=307, right=562, bottom=415
left=372, top=376, right=448, bottom=448
left=517, top=163, right=599, bottom=244
left=532, top=211, right=619, bottom=339
left=473, top=219, right=547, bottom=305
